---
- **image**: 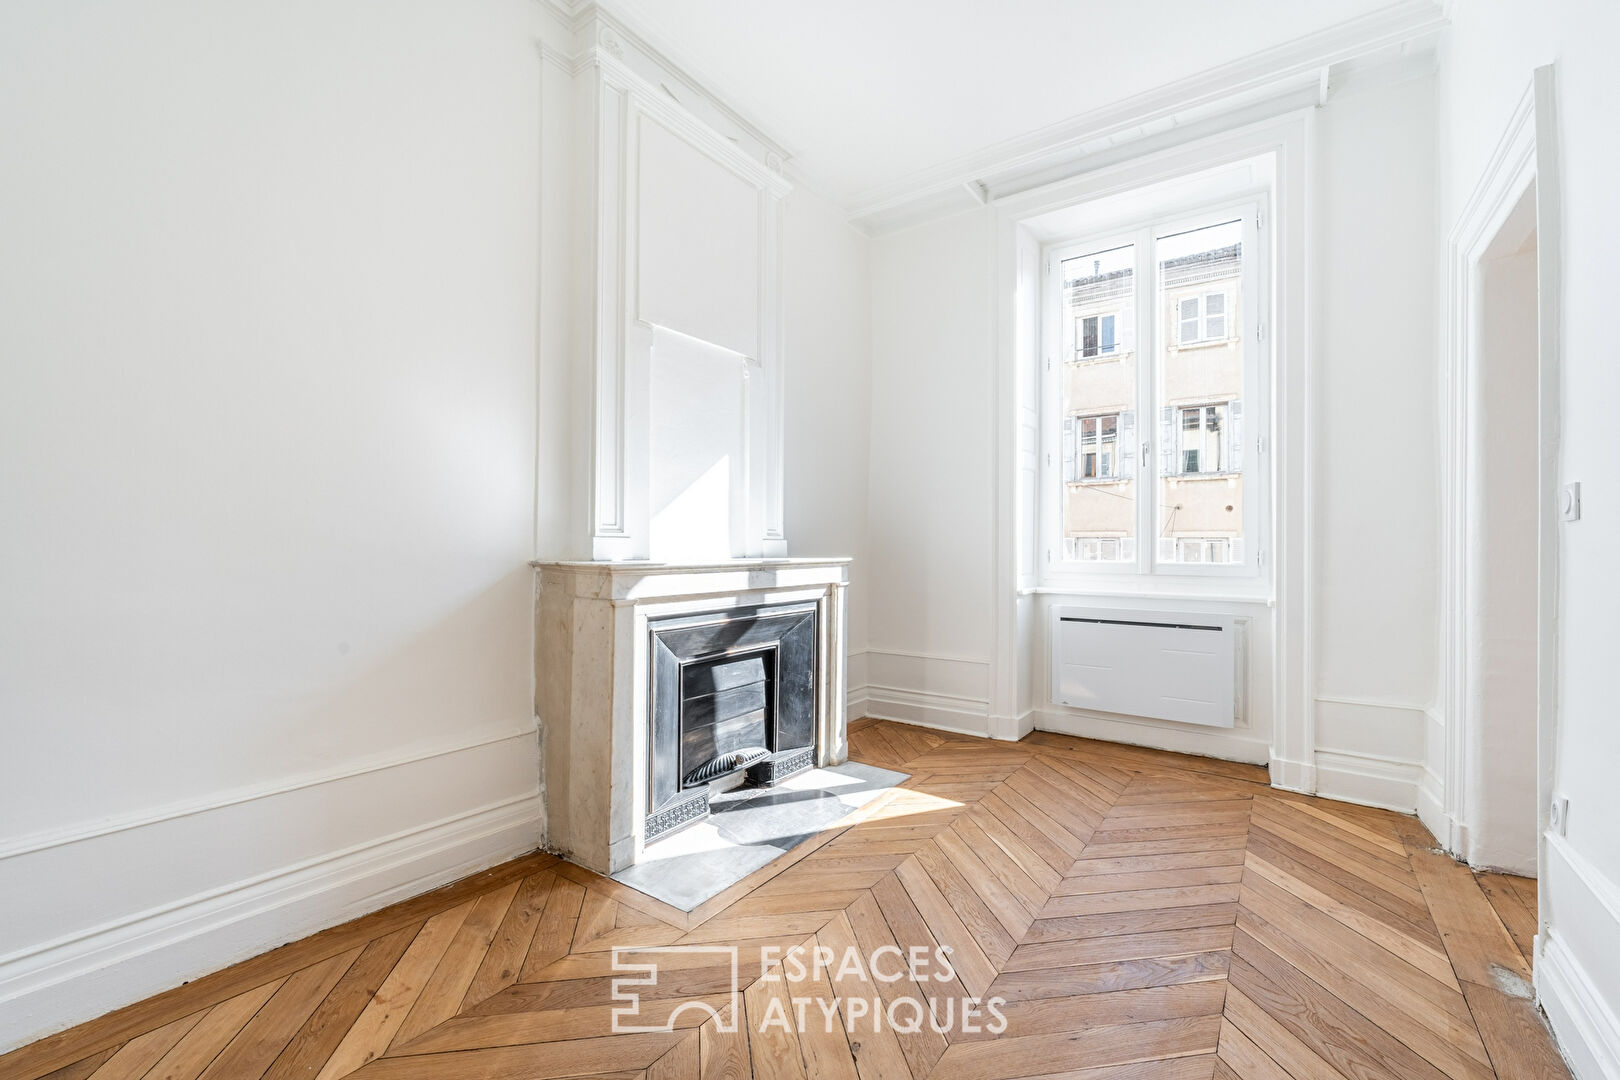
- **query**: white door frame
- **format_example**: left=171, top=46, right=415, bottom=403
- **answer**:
left=1436, top=67, right=1561, bottom=899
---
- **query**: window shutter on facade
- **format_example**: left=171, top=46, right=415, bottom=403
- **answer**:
left=1229, top=400, right=1244, bottom=472
left=1118, top=410, right=1137, bottom=478
left=1158, top=406, right=1177, bottom=476
left=1062, top=417, right=1076, bottom=483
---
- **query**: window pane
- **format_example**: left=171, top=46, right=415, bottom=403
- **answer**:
left=1060, top=243, right=1136, bottom=562
left=1157, top=219, right=1243, bottom=565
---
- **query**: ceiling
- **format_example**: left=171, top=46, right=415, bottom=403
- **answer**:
left=605, top=0, right=1432, bottom=208
left=607, top=0, right=1436, bottom=209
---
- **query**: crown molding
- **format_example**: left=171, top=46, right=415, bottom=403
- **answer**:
left=534, top=0, right=800, bottom=187
left=847, top=0, right=1447, bottom=234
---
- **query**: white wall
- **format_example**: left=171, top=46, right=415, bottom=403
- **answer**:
left=1310, top=72, right=1440, bottom=808
left=865, top=210, right=997, bottom=732
left=0, top=0, right=544, bottom=1050
left=862, top=76, right=1445, bottom=790
left=782, top=187, right=874, bottom=687
left=1438, top=3, right=1620, bottom=1074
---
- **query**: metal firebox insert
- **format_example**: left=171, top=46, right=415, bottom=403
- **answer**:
left=646, top=602, right=817, bottom=841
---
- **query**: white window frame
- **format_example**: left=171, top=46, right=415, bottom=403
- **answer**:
left=1040, top=196, right=1269, bottom=583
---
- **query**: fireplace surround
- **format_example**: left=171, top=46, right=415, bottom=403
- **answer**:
left=532, top=558, right=849, bottom=874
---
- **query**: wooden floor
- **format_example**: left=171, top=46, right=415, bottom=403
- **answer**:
left=0, top=720, right=1571, bottom=1080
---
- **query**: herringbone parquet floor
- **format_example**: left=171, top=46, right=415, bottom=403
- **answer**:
left=0, top=720, right=1571, bottom=1080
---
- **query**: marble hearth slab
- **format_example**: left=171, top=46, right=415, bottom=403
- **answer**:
left=610, top=761, right=907, bottom=911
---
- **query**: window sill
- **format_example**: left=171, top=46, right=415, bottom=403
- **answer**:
left=1067, top=353, right=1130, bottom=366
left=1170, top=338, right=1233, bottom=352
left=1021, top=579, right=1273, bottom=606
left=1163, top=471, right=1240, bottom=482
left=1067, top=478, right=1129, bottom=487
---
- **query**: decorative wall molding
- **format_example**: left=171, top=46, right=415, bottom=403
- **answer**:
left=565, top=31, right=791, bottom=560
left=1541, top=933, right=1620, bottom=1080
left=857, top=649, right=996, bottom=736
left=1314, top=749, right=1425, bottom=814
left=0, top=726, right=537, bottom=863
left=847, top=1, right=1445, bottom=233
left=535, top=1, right=793, bottom=180
left=862, top=686, right=991, bottom=740
left=0, top=792, right=542, bottom=1053
left=1540, top=834, right=1620, bottom=1080
left=1437, top=66, right=1562, bottom=875
left=1312, top=695, right=1428, bottom=812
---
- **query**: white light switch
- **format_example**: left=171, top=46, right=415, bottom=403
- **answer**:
left=1560, top=482, right=1581, bottom=522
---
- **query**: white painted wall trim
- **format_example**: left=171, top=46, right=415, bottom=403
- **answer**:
left=1314, top=750, right=1425, bottom=814
left=1540, top=833, right=1620, bottom=1080
left=846, top=0, right=1443, bottom=232
left=1541, top=933, right=1620, bottom=1080
left=0, top=790, right=542, bottom=1053
left=1313, top=695, right=1428, bottom=813
left=1436, top=66, right=1562, bottom=881
left=1035, top=707, right=1271, bottom=766
left=862, top=687, right=991, bottom=740
left=0, top=726, right=537, bottom=863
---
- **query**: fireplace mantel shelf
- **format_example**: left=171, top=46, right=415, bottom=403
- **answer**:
left=530, top=557, right=851, bottom=571
left=533, top=558, right=850, bottom=604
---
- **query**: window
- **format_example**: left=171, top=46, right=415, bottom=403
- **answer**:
left=1063, top=413, right=1126, bottom=481
left=1168, top=537, right=1233, bottom=564
left=1065, top=536, right=1135, bottom=562
left=1169, top=402, right=1237, bottom=476
left=1176, top=292, right=1229, bottom=345
left=1044, top=202, right=1265, bottom=577
left=1077, top=313, right=1118, bottom=359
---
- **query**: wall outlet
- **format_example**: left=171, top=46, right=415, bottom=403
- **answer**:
left=1560, top=482, right=1581, bottom=522
left=1550, top=795, right=1569, bottom=836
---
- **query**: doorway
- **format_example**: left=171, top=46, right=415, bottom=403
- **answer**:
left=1469, top=184, right=1539, bottom=875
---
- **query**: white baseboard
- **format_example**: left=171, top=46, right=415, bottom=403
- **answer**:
left=987, top=710, right=1037, bottom=742
left=1269, top=755, right=1317, bottom=794
left=1035, top=707, right=1270, bottom=766
left=0, top=792, right=541, bottom=1053
left=1540, top=835, right=1620, bottom=1080
left=1540, top=930, right=1620, bottom=1080
left=1313, top=748, right=1424, bottom=814
left=863, top=685, right=990, bottom=738
left=1416, top=764, right=1451, bottom=849
left=0, top=730, right=543, bottom=1053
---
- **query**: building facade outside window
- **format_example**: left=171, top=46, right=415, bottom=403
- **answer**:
left=1045, top=201, right=1265, bottom=577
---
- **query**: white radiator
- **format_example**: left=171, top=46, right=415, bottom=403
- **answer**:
left=1050, top=606, right=1237, bottom=728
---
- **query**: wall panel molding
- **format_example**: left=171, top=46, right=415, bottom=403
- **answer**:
left=0, top=772, right=542, bottom=1053
left=1541, top=834, right=1620, bottom=1080
left=0, top=727, right=537, bottom=863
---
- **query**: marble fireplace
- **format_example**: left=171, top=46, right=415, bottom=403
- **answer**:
left=532, top=558, right=850, bottom=875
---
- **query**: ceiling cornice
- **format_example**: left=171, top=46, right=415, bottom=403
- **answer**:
left=535, top=0, right=806, bottom=188
left=846, top=0, right=1448, bottom=233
